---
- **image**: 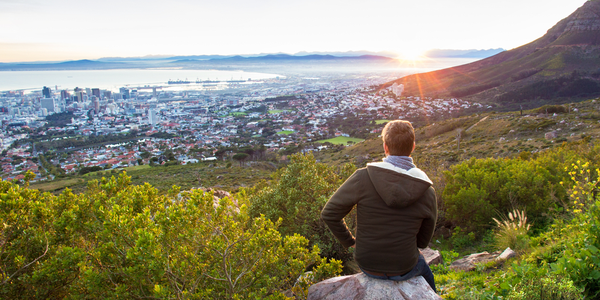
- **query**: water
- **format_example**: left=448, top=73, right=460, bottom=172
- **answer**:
left=0, top=69, right=283, bottom=92
left=0, top=57, right=481, bottom=92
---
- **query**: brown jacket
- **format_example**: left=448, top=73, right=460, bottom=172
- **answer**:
left=321, top=161, right=437, bottom=274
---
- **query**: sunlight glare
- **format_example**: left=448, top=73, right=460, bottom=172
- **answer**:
left=395, top=48, right=426, bottom=61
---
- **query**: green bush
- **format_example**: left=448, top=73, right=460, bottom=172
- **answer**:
left=0, top=172, right=341, bottom=299
left=248, top=153, right=356, bottom=261
left=441, top=142, right=600, bottom=235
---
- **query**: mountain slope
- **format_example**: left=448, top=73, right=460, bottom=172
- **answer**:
left=386, top=0, right=600, bottom=110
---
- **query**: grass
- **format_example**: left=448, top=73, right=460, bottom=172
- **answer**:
left=375, top=120, right=391, bottom=125
left=30, top=178, right=84, bottom=192
left=316, top=137, right=364, bottom=145
left=34, top=161, right=277, bottom=194
left=268, top=110, right=286, bottom=114
left=83, top=165, right=151, bottom=177
left=230, top=112, right=247, bottom=116
left=277, top=130, right=294, bottom=135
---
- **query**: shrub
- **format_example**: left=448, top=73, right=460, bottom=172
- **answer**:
left=0, top=172, right=341, bottom=299
left=248, top=153, right=356, bottom=261
left=441, top=142, right=600, bottom=235
left=493, top=209, right=531, bottom=252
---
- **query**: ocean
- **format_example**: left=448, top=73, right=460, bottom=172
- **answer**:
left=0, top=69, right=282, bottom=92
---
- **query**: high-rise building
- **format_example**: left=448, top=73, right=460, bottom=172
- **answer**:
left=60, top=90, right=70, bottom=101
left=120, top=87, right=130, bottom=100
left=42, top=86, right=51, bottom=98
left=74, top=87, right=84, bottom=103
left=149, top=108, right=158, bottom=127
left=41, top=98, right=55, bottom=113
left=92, top=88, right=101, bottom=98
left=92, top=97, right=100, bottom=114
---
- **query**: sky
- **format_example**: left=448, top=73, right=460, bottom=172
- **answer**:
left=0, top=0, right=590, bottom=63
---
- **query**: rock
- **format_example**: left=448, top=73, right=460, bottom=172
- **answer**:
left=496, top=247, right=517, bottom=261
left=307, top=273, right=440, bottom=300
left=449, top=251, right=501, bottom=271
left=545, top=131, right=557, bottom=140
left=420, top=247, right=443, bottom=266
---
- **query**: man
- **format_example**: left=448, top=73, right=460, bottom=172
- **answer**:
left=321, top=120, right=437, bottom=292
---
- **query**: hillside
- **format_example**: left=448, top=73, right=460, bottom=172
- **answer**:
left=385, top=0, right=600, bottom=110
left=316, top=98, right=600, bottom=189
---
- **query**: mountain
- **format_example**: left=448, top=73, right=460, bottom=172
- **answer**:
left=209, top=54, right=394, bottom=62
left=424, top=48, right=505, bottom=58
left=0, top=59, right=126, bottom=70
left=386, top=0, right=600, bottom=110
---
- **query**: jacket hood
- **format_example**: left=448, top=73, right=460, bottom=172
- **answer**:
left=366, top=162, right=432, bottom=208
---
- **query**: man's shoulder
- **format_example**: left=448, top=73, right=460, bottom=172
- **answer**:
left=366, top=162, right=433, bottom=185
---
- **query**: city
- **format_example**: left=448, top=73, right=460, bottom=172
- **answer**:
left=0, top=73, right=482, bottom=182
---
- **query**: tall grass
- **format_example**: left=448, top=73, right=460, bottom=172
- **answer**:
left=493, top=209, right=531, bottom=252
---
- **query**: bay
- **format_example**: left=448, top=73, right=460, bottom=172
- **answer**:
left=0, top=69, right=282, bottom=92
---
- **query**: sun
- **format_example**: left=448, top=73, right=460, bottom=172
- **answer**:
left=395, top=48, right=426, bottom=61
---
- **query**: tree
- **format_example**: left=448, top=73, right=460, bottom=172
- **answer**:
left=249, top=153, right=356, bottom=261
left=0, top=173, right=342, bottom=299
left=232, top=153, right=250, bottom=167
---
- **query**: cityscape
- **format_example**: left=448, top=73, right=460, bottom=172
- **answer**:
left=0, top=73, right=482, bottom=182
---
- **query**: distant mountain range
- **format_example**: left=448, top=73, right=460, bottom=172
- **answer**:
left=386, top=0, right=600, bottom=110
left=0, top=49, right=505, bottom=71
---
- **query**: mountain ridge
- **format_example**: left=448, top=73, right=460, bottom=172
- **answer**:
left=385, top=0, right=600, bottom=110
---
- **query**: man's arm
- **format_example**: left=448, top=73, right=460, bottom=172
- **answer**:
left=417, top=187, right=437, bottom=248
left=321, top=170, right=363, bottom=248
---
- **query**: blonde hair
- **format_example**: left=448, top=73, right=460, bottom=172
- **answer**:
left=382, top=120, right=415, bottom=156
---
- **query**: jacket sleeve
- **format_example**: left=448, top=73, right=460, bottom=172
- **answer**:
left=321, top=170, right=363, bottom=248
left=417, top=187, right=437, bottom=248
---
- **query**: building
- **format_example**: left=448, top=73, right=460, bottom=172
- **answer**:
left=41, top=98, right=55, bottom=113
left=120, top=87, right=130, bottom=100
left=92, top=88, right=101, bottom=98
left=60, top=90, right=70, bottom=101
left=149, top=108, right=158, bottom=127
left=42, top=86, right=51, bottom=98
left=74, top=87, right=84, bottom=102
left=92, top=97, right=100, bottom=114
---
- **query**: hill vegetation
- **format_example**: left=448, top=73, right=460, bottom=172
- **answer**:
left=384, top=0, right=600, bottom=110
left=8, top=92, right=600, bottom=298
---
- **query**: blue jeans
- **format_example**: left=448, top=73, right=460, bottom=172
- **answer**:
left=360, top=255, right=437, bottom=293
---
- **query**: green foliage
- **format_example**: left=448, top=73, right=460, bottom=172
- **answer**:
left=441, top=143, right=600, bottom=234
left=493, top=209, right=531, bottom=252
left=0, top=172, right=339, bottom=299
left=45, top=112, right=75, bottom=127
left=450, top=226, right=477, bottom=249
left=249, top=153, right=356, bottom=260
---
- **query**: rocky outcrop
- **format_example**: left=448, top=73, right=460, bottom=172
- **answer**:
left=420, top=247, right=442, bottom=266
left=564, top=1, right=600, bottom=32
left=307, top=273, right=440, bottom=300
left=449, top=247, right=517, bottom=271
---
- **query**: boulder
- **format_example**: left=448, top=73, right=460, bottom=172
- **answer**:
left=420, top=247, right=443, bottom=265
left=307, top=273, right=440, bottom=300
left=449, top=251, right=500, bottom=271
left=496, top=247, right=517, bottom=261
left=545, top=131, right=557, bottom=140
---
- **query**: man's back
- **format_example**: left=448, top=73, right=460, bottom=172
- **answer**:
left=321, top=161, right=437, bottom=275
